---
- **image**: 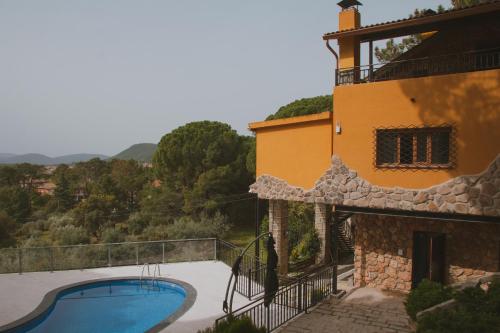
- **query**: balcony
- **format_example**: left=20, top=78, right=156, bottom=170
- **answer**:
left=335, top=47, right=500, bottom=85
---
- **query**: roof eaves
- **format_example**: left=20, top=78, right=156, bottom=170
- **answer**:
left=322, top=0, right=500, bottom=40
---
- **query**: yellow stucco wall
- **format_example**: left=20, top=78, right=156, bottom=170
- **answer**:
left=333, top=69, right=500, bottom=188
left=250, top=112, right=333, bottom=189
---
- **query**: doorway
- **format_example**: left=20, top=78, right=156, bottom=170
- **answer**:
left=412, top=231, right=446, bottom=288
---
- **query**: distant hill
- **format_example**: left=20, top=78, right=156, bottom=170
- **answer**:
left=113, top=143, right=157, bottom=162
left=0, top=153, right=109, bottom=165
left=0, top=153, right=16, bottom=160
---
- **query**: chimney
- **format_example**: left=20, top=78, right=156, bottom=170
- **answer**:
left=337, top=0, right=361, bottom=69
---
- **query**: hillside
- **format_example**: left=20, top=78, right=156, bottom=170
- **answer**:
left=0, top=153, right=109, bottom=165
left=113, top=143, right=157, bottom=162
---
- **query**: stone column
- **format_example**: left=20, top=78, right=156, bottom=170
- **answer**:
left=315, top=203, right=332, bottom=265
left=269, top=199, right=288, bottom=275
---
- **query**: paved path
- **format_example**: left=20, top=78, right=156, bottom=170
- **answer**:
left=278, top=288, right=414, bottom=333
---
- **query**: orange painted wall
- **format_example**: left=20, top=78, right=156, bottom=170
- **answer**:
left=333, top=69, right=500, bottom=188
left=251, top=113, right=333, bottom=189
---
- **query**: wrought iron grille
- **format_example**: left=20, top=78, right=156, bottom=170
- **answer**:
left=336, top=47, right=500, bottom=85
left=374, top=125, right=455, bottom=169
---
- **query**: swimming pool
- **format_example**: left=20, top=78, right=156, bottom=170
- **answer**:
left=6, top=278, right=196, bottom=333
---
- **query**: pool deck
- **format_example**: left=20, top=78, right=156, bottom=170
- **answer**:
left=0, top=261, right=250, bottom=333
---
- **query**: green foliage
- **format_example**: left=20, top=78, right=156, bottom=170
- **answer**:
left=100, top=227, right=126, bottom=244
left=0, top=211, right=16, bottom=247
left=153, top=121, right=254, bottom=219
left=287, top=202, right=316, bottom=260
left=451, top=0, right=488, bottom=8
left=416, top=279, right=500, bottom=333
left=375, top=35, right=422, bottom=63
left=266, top=95, right=332, bottom=121
left=290, top=230, right=320, bottom=262
left=53, top=166, right=74, bottom=211
left=113, top=143, right=157, bottom=162
left=51, top=225, right=90, bottom=245
left=0, top=186, right=31, bottom=222
left=165, top=213, right=229, bottom=239
left=405, top=279, right=453, bottom=320
left=198, top=316, right=266, bottom=333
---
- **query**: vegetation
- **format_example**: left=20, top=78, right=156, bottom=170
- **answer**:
left=0, top=120, right=258, bottom=248
left=198, top=316, right=265, bottom=333
left=405, top=279, right=454, bottom=320
left=265, top=95, right=332, bottom=121
left=415, top=279, right=500, bottom=333
left=113, top=143, right=157, bottom=162
left=374, top=0, right=487, bottom=63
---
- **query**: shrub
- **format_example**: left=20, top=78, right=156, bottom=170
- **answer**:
left=50, top=225, right=90, bottom=245
left=166, top=213, right=230, bottom=239
left=416, top=279, right=500, bottom=333
left=100, top=228, right=126, bottom=243
left=405, top=279, right=453, bottom=320
left=198, top=316, right=266, bottom=333
left=417, top=307, right=500, bottom=333
left=290, top=230, right=321, bottom=262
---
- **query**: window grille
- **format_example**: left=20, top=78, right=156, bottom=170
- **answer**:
left=375, top=126, right=454, bottom=169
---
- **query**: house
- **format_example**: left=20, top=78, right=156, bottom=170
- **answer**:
left=249, top=1, right=500, bottom=292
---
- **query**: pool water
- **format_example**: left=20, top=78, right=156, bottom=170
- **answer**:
left=16, top=279, right=187, bottom=333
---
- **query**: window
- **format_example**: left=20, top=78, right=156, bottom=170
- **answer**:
left=375, top=126, right=453, bottom=168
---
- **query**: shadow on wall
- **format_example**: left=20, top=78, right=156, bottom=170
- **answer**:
left=398, top=69, right=500, bottom=179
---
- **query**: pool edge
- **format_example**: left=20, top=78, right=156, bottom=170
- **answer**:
left=0, top=276, right=197, bottom=333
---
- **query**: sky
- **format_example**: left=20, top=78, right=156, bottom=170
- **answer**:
left=0, top=0, right=448, bottom=157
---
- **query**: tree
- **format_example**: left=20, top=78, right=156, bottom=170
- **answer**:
left=266, top=95, right=332, bottom=121
left=153, top=121, right=254, bottom=216
left=110, top=159, right=147, bottom=211
left=53, top=167, right=74, bottom=211
left=451, top=0, right=487, bottom=8
left=374, top=7, right=446, bottom=63
left=0, top=211, right=17, bottom=247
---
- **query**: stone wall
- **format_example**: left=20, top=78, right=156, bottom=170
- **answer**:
left=250, top=155, right=500, bottom=217
left=269, top=199, right=288, bottom=275
left=353, top=214, right=500, bottom=292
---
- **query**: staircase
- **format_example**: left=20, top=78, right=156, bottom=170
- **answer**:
left=332, top=212, right=354, bottom=255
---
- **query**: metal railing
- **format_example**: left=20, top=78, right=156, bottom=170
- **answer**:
left=0, top=238, right=218, bottom=274
left=0, top=238, right=266, bottom=300
left=216, top=239, right=266, bottom=299
left=215, top=265, right=337, bottom=332
left=336, top=47, right=500, bottom=85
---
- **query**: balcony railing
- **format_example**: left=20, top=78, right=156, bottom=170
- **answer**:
left=336, top=48, right=500, bottom=85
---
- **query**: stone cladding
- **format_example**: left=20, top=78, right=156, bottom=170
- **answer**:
left=250, top=155, right=500, bottom=217
left=353, top=214, right=500, bottom=292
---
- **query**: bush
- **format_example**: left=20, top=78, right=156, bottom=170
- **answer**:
left=405, top=279, right=453, bottom=320
left=290, top=230, right=320, bottom=262
left=198, top=316, right=266, bottom=333
left=50, top=225, right=90, bottom=245
left=416, top=279, right=500, bottom=333
left=166, top=213, right=230, bottom=239
left=417, top=307, right=500, bottom=333
left=100, top=228, right=126, bottom=243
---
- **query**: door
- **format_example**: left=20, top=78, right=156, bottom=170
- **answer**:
left=411, top=232, right=446, bottom=288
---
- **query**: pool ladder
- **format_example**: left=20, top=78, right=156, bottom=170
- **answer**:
left=140, top=263, right=161, bottom=290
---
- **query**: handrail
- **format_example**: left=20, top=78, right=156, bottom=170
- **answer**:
left=0, top=238, right=218, bottom=275
left=1, top=237, right=218, bottom=251
left=215, top=265, right=337, bottom=332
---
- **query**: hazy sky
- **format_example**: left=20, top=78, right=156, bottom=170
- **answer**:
left=0, top=0, right=448, bottom=156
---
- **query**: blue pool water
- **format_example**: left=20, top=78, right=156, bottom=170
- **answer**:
left=16, top=279, right=187, bottom=333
